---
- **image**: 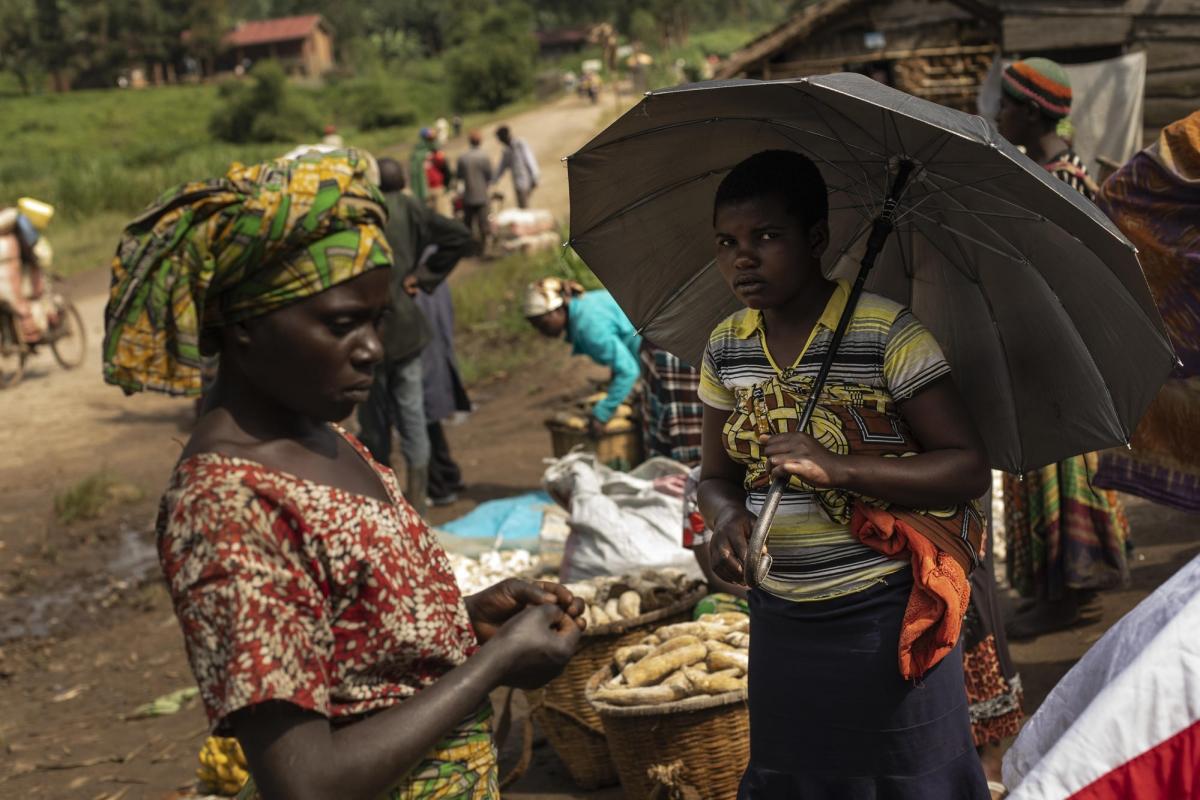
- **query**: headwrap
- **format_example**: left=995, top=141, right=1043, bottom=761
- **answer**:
left=1002, top=57, right=1072, bottom=120
left=522, top=277, right=584, bottom=318
left=103, top=148, right=392, bottom=397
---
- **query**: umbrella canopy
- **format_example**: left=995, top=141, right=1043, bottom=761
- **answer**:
left=567, top=73, right=1175, bottom=473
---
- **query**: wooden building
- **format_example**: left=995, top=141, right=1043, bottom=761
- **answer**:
left=221, top=14, right=335, bottom=78
left=718, top=0, right=1200, bottom=140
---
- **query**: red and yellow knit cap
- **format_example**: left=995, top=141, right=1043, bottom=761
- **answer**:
left=1002, top=57, right=1072, bottom=119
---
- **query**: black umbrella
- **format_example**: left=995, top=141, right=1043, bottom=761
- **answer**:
left=567, top=74, right=1174, bottom=586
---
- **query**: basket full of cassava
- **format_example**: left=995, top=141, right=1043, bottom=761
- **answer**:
left=584, top=612, right=751, bottom=800
left=530, top=569, right=707, bottom=789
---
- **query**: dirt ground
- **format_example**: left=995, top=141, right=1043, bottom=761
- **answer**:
left=1, top=87, right=1197, bottom=799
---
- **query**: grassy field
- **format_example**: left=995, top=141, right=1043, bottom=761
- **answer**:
left=0, top=62, right=458, bottom=213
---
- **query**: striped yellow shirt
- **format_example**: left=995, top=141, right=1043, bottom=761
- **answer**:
left=699, top=280, right=951, bottom=601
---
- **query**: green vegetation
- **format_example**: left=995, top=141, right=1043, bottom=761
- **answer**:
left=53, top=471, right=143, bottom=524
left=446, top=3, right=539, bottom=112
left=209, top=61, right=322, bottom=143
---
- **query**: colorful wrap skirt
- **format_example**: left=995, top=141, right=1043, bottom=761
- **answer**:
left=237, top=705, right=498, bottom=800
left=738, top=570, right=989, bottom=799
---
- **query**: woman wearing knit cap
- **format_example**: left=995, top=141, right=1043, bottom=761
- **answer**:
left=104, top=150, right=585, bottom=799
left=995, top=59, right=1131, bottom=641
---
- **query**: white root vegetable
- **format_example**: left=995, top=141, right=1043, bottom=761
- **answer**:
left=622, top=642, right=707, bottom=687
left=723, top=631, right=750, bottom=649
left=649, top=634, right=702, bottom=656
left=683, top=666, right=746, bottom=695
left=604, top=598, right=622, bottom=620
left=662, top=669, right=692, bottom=693
left=614, top=644, right=653, bottom=669
left=593, top=684, right=685, bottom=706
left=656, top=621, right=733, bottom=641
left=707, top=649, right=749, bottom=675
left=639, top=634, right=661, bottom=646
left=617, top=590, right=641, bottom=619
left=591, top=605, right=612, bottom=626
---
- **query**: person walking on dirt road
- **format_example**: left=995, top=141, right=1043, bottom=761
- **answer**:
left=494, top=125, right=539, bottom=209
left=102, top=149, right=584, bottom=800
left=456, top=131, right=494, bottom=252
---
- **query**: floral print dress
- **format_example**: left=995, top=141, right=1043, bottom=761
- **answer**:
left=158, top=426, right=497, bottom=798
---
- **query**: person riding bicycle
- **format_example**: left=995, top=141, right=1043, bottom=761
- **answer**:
left=0, top=198, right=55, bottom=344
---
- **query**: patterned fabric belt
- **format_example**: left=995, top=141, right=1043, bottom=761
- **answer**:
left=237, top=704, right=498, bottom=800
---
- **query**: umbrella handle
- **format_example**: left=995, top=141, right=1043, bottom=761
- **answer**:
left=744, top=478, right=785, bottom=586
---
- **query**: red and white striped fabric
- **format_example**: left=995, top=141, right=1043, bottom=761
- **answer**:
left=1004, top=555, right=1200, bottom=799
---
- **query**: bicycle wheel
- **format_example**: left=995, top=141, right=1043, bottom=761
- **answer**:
left=50, top=301, right=86, bottom=369
left=0, top=314, right=24, bottom=389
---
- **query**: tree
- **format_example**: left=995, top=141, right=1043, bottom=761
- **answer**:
left=444, top=0, right=536, bottom=111
left=209, top=60, right=321, bottom=142
left=0, top=0, right=40, bottom=93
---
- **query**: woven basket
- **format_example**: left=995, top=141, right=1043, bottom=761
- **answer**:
left=545, top=421, right=644, bottom=469
left=585, top=664, right=750, bottom=800
left=531, top=584, right=707, bottom=789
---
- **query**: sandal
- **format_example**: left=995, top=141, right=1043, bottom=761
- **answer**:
left=988, top=779, right=1008, bottom=799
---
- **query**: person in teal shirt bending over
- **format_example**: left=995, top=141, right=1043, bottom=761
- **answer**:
left=524, top=277, right=641, bottom=437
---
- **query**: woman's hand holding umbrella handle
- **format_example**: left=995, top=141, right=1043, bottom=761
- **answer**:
left=761, top=432, right=846, bottom=488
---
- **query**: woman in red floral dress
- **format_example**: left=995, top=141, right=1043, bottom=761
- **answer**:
left=102, top=151, right=584, bottom=800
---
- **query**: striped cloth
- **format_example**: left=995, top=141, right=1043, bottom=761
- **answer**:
left=639, top=343, right=703, bottom=467
left=1045, top=149, right=1098, bottom=201
left=699, top=280, right=951, bottom=601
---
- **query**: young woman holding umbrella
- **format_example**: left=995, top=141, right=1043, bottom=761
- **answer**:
left=102, top=151, right=585, bottom=799
left=698, top=150, right=993, bottom=798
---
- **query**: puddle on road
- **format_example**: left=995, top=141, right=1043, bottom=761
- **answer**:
left=0, top=522, right=159, bottom=643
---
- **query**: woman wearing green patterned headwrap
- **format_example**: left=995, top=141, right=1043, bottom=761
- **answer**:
left=105, top=150, right=585, bottom=800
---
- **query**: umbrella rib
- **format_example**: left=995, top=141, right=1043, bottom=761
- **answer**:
left=913, top=131, right=954, bottom=169
left=912, top=207, right=1045, bottom=222
left=912, top=167, right=1044, bottom=217
left=804, top=100, right=882, bottom=213
left=902, top=206, right=1026, bottom=263
left=919, top=171, right=1051, bottom=262
left=569, top=166, right=734, bottom=241
left=934, top=201, right=1128, bottom=446
left=885, top=107, right=910, bottom=160
left=767, top=123, right=880, bottom=215
left=633, top=258, right=718, bottom=338
left=572, top=120, right=891, bottom=240
left=894, top=169, right=1027, bottom=225
left=824, top=217, right=874, bottom=273
left=925, top=216, right=1026, bottom=470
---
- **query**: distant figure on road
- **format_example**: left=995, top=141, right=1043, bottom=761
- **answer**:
left=456, top=130, right=494, bottom=252
left=410, top=127, right=452, bottom=216
left=494, top=125, right=539, bottom=209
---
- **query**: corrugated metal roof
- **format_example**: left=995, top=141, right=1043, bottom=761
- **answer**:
left=224, top=14, right=324, bottom=48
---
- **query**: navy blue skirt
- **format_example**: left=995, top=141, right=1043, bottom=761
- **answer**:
left=738, top=569, right=989, bottom=799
